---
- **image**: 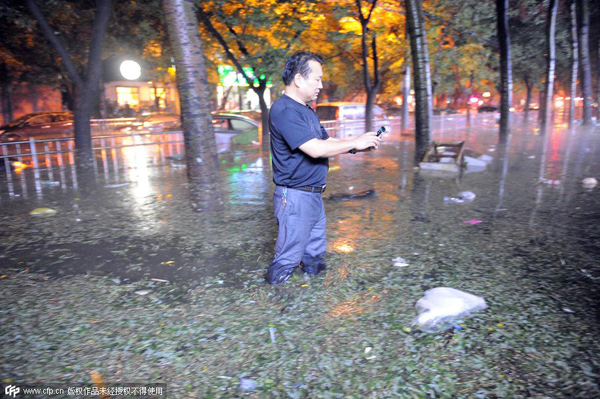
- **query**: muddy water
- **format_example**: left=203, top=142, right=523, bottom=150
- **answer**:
left=1, top=114, right=599, bottom=301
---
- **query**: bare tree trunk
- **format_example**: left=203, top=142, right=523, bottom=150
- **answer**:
left=404, top=0, right=431, bottom=164
left=26, top=0, right=112, bottom=167
left=163, top=0, right=219, bottom=183
left=496, top=0, right=513, bottom=143
left=540, top=0, right=558, bottom=135
left=569, top=0, right=579, bottom=126
left=578, top=0, right=593, bottom=125
left=357, top=0, right=381, bottom=133
left=523, top=76, right=533, bottom=122
left=401, top=65, right=411, bottom=133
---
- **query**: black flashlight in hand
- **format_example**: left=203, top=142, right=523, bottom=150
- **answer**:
left=350, top=126, right=385, bottom=154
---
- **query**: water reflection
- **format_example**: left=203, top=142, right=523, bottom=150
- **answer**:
left=1, top=115, right=600, bottom=288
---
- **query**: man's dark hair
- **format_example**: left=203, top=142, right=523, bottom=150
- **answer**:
left=282, top=51, right=323, bottom=86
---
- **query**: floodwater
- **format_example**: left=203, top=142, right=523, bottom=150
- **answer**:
left=1, top=112, right=599, bottom=300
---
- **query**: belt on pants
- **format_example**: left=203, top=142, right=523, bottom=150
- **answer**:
left=286, top=185, right=327, bottom=194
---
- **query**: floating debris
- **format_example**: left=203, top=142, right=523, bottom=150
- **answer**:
left=541, top=179, right=561, bottom=186
left=413, top=287, right=487, bottom=332
left=582, top=177, right=597, bottom=189
left=240, top=378, right=258, bottom=391
left=30, top=208, right=57, bottom=216
left=463, top=220, right=483, bottom=225
left=392, top=257, right=409, bottom=267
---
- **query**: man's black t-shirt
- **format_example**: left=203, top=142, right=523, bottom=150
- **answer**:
left=269, top=94, right=329, bottom=187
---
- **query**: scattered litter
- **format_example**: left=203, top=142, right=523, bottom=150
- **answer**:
left=580, top=269, right=599, bottom=280
left=444, top=196, right=464, bottom=204
left=458, top=191, right=476, bottom=202
left=413, top=287, right=487, bottom=332
left=463, top=220, right=482, bottom=225
left=170, top=163, right=186, bottom=169
left=42, top=181, right=60, bottom=186
left=30, top=208, right=57, bottom=216
left=269, top=327, right=277, bottom=344
left=329, top=165, right=341, bottom=172
left=328, top=189, right=376, bottom=202
left=563, top=308, right=575, bottom=313
left=413, top=252, right=420, bottom=256
left=105, top=183, right=130, bottom=188
left=528, top=155, right=536, bottom=159
left=488, top=148, right=496, bottom=152
left=134, top=290, right=151, bottom=296
left=364, top=347, right=372, bottom=354
left=392, top=257, right=409, bottom=267
left=541, top=179, right=561, bottom=186
left=582, top=177, right=598, bottom=189
left=161, top=260, right=175, bottom=266
left=560, top=258, right=566, bottom=266
left=366, top=356, right=377, bottom=360
left=348, top=186, right=354, bottom=190
left=110, top=278, right=121, bottom=285
left=75, top=218, right=82, bottom=222
left=167, top=154, right=184, bottom=161
left=217, top=376, right=233, bottom=380
left=150, top=278, right=169, bottom=283
left=240, top=378, right=258, bottom=391
left=463, top=156, right=487, bottom=173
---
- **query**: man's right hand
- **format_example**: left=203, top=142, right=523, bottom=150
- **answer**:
left=352, top=131, right=382, bottom=152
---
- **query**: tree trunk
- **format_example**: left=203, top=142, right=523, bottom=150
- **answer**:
left=578, top=0, right=592, bottom=125
left=496, top=0, right=513, bottom=143
left=163, top=0, right=219, bottom=183
left=26, top=0, right=112, bottom=167
left=0, top=62, right=13, bottom=124
left=404, top=0, right=431, bottom=164
left=569, top=0, right=579, bottom=126
left=357, top=0, right=380, bottom=134
left=256, top=85, right=270, bottom=150
left=597, top=39, right=600, bottom=120
left=401, top=65, right=411, bottom=133
left=524, top=76, right=533, bottom=122
left=541, top=0, right=558, bottom=135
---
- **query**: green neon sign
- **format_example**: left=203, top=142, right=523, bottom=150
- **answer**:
left=217, top=65, right=272, bottom=87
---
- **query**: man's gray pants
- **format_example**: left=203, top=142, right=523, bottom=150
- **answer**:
left=265, top=185, right=327, bottom=284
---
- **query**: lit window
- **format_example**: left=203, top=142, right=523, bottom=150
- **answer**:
left=116, top=87, right=140, bottom=109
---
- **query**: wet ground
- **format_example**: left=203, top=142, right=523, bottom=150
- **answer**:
left=1, top=113, right=599, bottom=291
left=1, top=113, right=600, bottom=397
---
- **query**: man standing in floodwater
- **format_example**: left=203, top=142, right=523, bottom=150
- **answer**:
left=265, top=51, right=382, bottom=285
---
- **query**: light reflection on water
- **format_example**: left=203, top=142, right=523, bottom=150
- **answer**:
left=0, top=114, right=599, bottom=287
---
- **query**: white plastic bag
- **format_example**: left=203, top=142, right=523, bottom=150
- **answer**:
left=413, top=287, right=487, bottom=331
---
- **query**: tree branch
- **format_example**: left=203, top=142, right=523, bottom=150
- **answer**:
left=196, top=5, right=258, bottom=90
left=26, top=0, right=83, bottom=87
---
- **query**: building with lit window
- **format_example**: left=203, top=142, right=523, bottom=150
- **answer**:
left=101, top=57, right=179, bottom=117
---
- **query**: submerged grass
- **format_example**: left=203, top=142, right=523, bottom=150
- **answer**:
left=2, top=128, right=600, bottom=397
left=2, top=211, right=599, bottom=398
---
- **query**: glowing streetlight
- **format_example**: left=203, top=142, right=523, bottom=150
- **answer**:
left=120, top=60, right=141, bottom=80
left=482, top=92, right=491, bottom=98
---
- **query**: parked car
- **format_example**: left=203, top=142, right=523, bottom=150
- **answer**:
left=135, top=112, right=259, bottom=153
left=0, top=112, right=73, bottom=141
left=315, top=102, right=387, bottom=121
